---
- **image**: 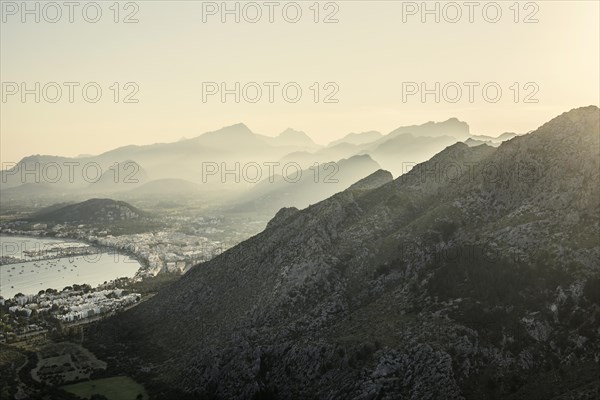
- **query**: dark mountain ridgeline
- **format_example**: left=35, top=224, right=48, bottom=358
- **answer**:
left=87, top=106, right=600, bottom=399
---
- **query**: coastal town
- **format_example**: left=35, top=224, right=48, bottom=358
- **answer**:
left=0, top=283, right=142, bottom=344
left=0, top=207, right=268, bottom=348
left=0, top=211, right=266, bottom=276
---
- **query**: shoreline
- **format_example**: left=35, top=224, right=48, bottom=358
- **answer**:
left=0, top=234, right=146, bottom=299
left=1, top=232, right=149, bottom=271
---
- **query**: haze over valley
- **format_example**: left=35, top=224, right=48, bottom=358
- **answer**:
left=1, top=1, right=599, bottom=399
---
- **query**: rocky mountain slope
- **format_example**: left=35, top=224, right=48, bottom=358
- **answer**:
left=89, top=106, right=600, bottom=399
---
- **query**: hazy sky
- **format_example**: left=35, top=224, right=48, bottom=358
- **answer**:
left=1, top=0, right=599, bottom=162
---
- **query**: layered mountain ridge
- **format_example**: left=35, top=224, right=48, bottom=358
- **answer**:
left=88, top=106, right=600, bottom=399
left=1, top=117, right=512, bottom=197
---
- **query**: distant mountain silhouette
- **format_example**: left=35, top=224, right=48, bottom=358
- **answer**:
left=260, top=128, right=319, bottom=149
left=233, top=154, right=382, bottom=214
left=124, top=178, right=201, bottom=196
left=328, top=131, right=383, bottom=147
left=0, top=119, right=515, bottom=202
left=280, top=120, right=469, bottom=177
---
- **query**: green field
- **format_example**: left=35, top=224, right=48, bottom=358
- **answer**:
left=60, top=376, right=147, bottom=400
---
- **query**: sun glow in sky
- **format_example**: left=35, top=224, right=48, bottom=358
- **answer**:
left=1, top=0, right=599, bottom=162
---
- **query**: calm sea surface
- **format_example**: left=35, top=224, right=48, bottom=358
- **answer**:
left=0, top=235, right=141, bottom=298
